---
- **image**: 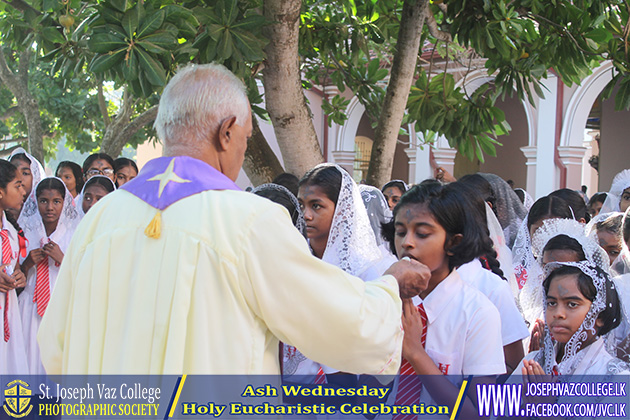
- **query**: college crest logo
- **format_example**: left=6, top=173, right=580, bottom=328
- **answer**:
left=3, top=380, right=33, bottom=418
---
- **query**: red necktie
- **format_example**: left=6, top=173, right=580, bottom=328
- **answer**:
left=314, top=366, right=327, bottom=384
left=1, top=229, right=12, bottom=341
left=33, top=249, right=51, bottom=317
left=393, top=303, right=427, bottom=420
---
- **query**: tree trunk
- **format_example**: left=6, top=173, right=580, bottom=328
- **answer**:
left=366, top=0, right=429, bottom=187
left=243, top=118, right=284, bottom=186
left=0, top=49, right=45, bottom=163
left=262, top=0, right=324, bottom=178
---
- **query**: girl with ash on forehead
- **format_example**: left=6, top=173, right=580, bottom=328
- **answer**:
left=283, top=163, right=396, bottom=384
left=517, top=261, right=626, bottom=376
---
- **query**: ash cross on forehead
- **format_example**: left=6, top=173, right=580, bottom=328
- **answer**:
left=147, top=159, right=191, bottom=197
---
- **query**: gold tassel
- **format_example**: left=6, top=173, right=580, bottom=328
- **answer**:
left=145, top=210, right=162, bottom=239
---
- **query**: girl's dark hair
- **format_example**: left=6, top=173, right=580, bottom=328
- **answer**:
left=587, top=192, right=607, bottom=211
left=113, top=157, right=139, bottom=174
left=543, top=265, right=621, bottom=336
left=458, top=173, right=498, bottom=218
left=272, top=173, right=300, bottom=197
left=455, top=179, right=505, bottom=279
left=254, top=188, right=301, bottom=228
left=36, top=178, right=66, bottom=200
left=0, top=160, right=25, bottom=241
left=527, top=195, right=573, bottom=231
left=549, top=188, right=590, bottom=223
left=299, top=165, right=342, bottom=205
left=542, top=234, right=586, bottom=261
left=596, top=214, right=623, bottom=237
left=83, top=176, right=115, bottom=194
left=381, top=180, right=406, bottom=194
left=56, top=161, right=84, bottom=192
left=82, top=153, right=114, bottom=173
left=9, top=153, right=31, bottom=166
left=382, top=181, right=494, bottom=270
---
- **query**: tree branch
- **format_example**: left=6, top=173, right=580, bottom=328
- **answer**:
left=0, top=49, right=18, bottom=89
left=528, top=12, right=597, bottom=56
left=0, top=144, right=21, bottom=157
left=17, top=49, right=30, bottom=87
left=118, top=105, right=158, bottom=140
left=0, top=106, right=19, bottom=121
left=0, top=137, right=26, bottom=144
left=1, top=0, right=41, bottom=16
left=425, top=8, right=452, bottom=42
left=97, top=81, right=111, bottom=127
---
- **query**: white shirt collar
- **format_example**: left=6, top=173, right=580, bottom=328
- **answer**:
left=412, top=269, right=463, bottom=324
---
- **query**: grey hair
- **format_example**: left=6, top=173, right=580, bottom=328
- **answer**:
left=154, top=63, right=250, bottom=150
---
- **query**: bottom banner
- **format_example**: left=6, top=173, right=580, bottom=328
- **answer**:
left=0, top=375, right=627, bottom=419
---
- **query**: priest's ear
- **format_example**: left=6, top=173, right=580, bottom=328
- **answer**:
left=217, top=116, right=238, bottom=151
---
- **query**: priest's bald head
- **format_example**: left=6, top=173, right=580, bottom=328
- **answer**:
left=154, top=63, right=252, bottom=181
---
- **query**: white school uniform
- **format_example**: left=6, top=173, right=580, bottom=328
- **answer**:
left=0, top=214, right=29, bottom=374
left=412, top=269, right=506, bottom=377
left=19, top=221, right=75, bottom=375
left=457, top=259, right=529, bottom=346
left=386, top=270, right=506, bottom=418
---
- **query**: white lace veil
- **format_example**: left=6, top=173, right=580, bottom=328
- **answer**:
left=517, top=218, right=608, bottom=327
left=358, top=185, right=392, bottom=246
left=76, top=175, right=116, bottom=216
left=17, top=177, right=82, bottom=247
left=8, top=147, right=45, bottom=205
left=601, top=169, right=630, bottom=214
left=514, top=188, right=535, bottom=210
left=315, top=164, right=382, bottom=277
left=251, top=183, right=306, bottom=237
left=535, top=261, right=628, bottom=375
left=478, top=173, right=527, bottom=249
left=609, top=273, right=630, bottom=363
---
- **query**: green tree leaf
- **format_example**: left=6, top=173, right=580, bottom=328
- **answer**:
left=136, top=47, right=166, bottom=87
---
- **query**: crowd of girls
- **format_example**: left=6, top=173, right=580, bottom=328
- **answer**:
left=0, top=150, right=135, bottom=375
left=260, top=165, right=630, bottom=419
left=1, top=148, right=629, bottom=417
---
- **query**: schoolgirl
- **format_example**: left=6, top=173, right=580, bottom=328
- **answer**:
left=55, top=161, right=84, bottom=198
left=382, top=181, right=505, bottom=417
left=381, top=180, right=408, bottom=211
left=0, top=159, right=28, bottom=374
left=601, top=169, right=630, bottom=214
left=113, top=157, right=139, bottom=188
left=8, top=147, right=45, bottom=218
left=283, top=163, right=395, bottom=382
left=77, top=175, right=116, bottom=215
left=512, top=195, right=574, bottom=327
left=18, top=177, right=81, bottom=374
left=518, top=261, right=626, bottom=376
left=454, top=181, right=529, bottom=374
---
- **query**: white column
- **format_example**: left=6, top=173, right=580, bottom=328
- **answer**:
left=535, top=76, right=558, bottom=198
left=331, top=150, right=355, bottom=174
left=404, top=125, right=432, bottom=184
left=520, top=146, right=538, bottom=198
left=432, top=148, right=457, bottom=175
left=323, top=86, right=341, bottom=162
left=558, top=146, right=588, bottom=191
